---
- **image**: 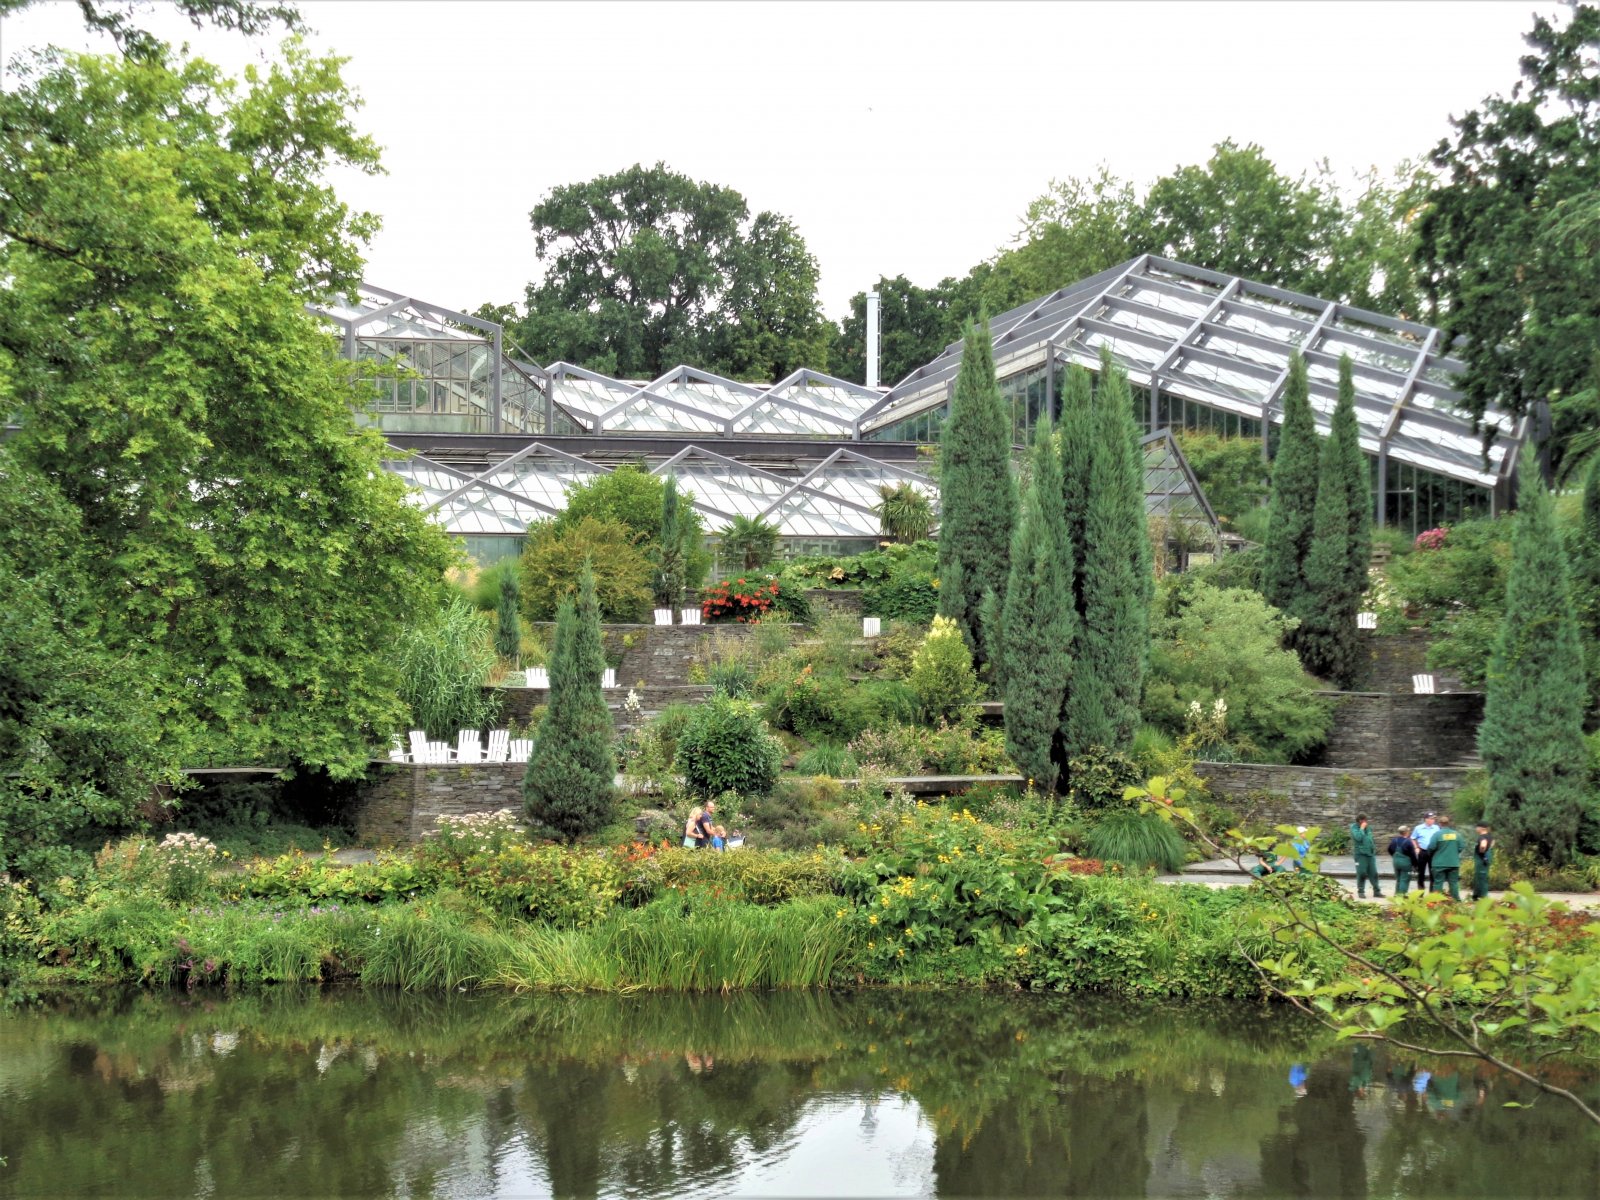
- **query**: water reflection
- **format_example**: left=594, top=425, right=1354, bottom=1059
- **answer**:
left=0, top=989, right=1594, bottom=1198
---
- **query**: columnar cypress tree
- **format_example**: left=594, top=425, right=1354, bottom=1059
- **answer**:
left=936, top=316, right=1017, bottom=669
left=523, top=561, right=616, bottom=841
left=653, top=474, right=686, bottom=612
left=1000, top=415, right=1076, bottom=792
left=1479, top=448, right=1591, bottom=865
left=1062, top=350, right=1151, bottom=754
left=1054, top=365, right=1094, bottom=769
left=1294, top=358, right=1371, bottom=686
left=1571, top=455, right=1600, bottom=717
left=1260, top=353, right=1318, bottom=618
left=495, top=569, right=521, bottom=665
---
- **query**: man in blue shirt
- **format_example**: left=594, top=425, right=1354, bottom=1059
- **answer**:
left=1411, top=813, right=1441, bottom=891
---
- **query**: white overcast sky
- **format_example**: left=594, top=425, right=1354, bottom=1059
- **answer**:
left=0, top=1, right=1539, bottom=321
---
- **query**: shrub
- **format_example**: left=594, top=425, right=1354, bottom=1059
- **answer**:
left=1173, top=431, right=1270, bottom=530
left=1085, top=809, right=1188, bottom=873
left=395, top=594, right=502, bottom=739
left=650, top=847, right=845, bottom=904
left=519, top=516, right=654, bottom=623
left=675, top=693, right=783, bottom=799
left=847, top=724, right=926, bottom=775
left=765, top=665, right=871, bottom=744
left=908, top=615, right=980, bottom=724
left=863, top=564, right=940, bottom=623
left=702, top=574, right=782, bottom=623
left=794, top=744, right=858, bottom=777
left=719, top=514, right=780, bottom=571
left=468, top=558, right=521, bottom=611
left=1066, top=747, right=1142, bottom=812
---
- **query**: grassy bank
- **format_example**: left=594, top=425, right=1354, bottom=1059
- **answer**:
left=2, top=805, right=1376, bottom=1001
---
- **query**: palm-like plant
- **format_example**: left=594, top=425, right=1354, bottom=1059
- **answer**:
left=875, top=482, right=934, bottom=543
left=721, top=514, right=780, bottom=571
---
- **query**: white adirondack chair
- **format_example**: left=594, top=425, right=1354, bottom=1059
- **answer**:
left=680, top=607, right=702, bottom=626
left=862, top=617, right=882, bottom=637
left=425, top=740, right=455, bottom=763
left=1412, top=673, right=1436, bottom=694
left=508, top=738, right=532, bottom=763
left=486, top=729, right=510, bottom=763
left=1356, top=611, right=1377, bottom=630
left=527, top=666, right=549, bottom=688
left=654, top=607, right=674, bottom=626
left=389, top=736, right=408, bottom=763
left=456, top=729, right=482, bottom=764
left=601, top=668, right=617, bottom=689
left=408, top=730, right=429, bottom=763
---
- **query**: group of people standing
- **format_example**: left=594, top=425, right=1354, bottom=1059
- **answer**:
left=682, top=800, right=738, bottom=851
left=1349, top=812, right=1493, bottom=900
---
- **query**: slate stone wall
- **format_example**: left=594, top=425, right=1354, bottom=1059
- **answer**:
left=493, top=684, right=713, bottom=733
left=524, top=622, right=775, bottom=688
left=1356, top=631, right=1461, bottom=693
left=1317, top=692, right=1484, bottom=769
left=354, top=762, right=526, bottom=846
left=1193, top=762, right=1473, bottom=830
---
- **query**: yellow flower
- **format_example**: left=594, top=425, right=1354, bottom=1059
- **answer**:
left=867, top=941, right=876, bottom=950
left=1015, top=945, right=1029, bottom=956
left=896, top=948, right=906, bottom=958
left=835, top=908, right=846, bottom=918
left=869, top=914, right=878, bottom=925
left=973, top=888, right=981, bottom=897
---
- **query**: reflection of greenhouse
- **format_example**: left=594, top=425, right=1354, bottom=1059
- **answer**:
left=321, top=283, right=1221, bottom=565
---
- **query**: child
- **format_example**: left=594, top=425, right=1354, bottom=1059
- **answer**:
left=710, top=823, right=727, bottom=851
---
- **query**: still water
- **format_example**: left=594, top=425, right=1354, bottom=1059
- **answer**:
left=1, top=988, right=1595, bottom=1198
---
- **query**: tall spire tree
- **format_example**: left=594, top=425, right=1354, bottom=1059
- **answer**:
left=1000, top=414, right=1076, bottom=792
left=523, top=561, right=616, bottom=841
left=653, top=473, right=686, bottom=615
left=936, top=316, right=1017, bottom=670
left=1295, top=357, right=1371, bottom=686
left=1479, top=448, right=1591, bottom=865
left=1259, top=353, right=1319, bottom=620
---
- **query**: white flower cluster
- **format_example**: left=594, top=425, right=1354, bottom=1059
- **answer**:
left=428, top=808, right=526, bottom=853
left=624, top=688, right=643, bottom=715
left=156, top=831, right=219, bottom=867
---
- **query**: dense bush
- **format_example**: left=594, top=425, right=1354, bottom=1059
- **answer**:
left=1144, top=578, right=1332, bottom=762
left=908, top=616, right=980, bottom=724
left=395, top=595, right=502, bottom=738
left=1085, top=809, right=1189, bottom=873
left=1385, top=515, right=1512, bottom=687
left=848, top=722, right=1013, bottom=777
left=703, top=574, right=782, bottom=623
left=674, top=693, right=783, bottom=799
left=519, top=516, right=654, bottom=623
left=555, top=466, right=710, bottom=591
left=1174, top=431, right=1270, bottom=530
left=794, top=744, right=859, bottom=777
left=1065, top=747, right=1142, bottom=811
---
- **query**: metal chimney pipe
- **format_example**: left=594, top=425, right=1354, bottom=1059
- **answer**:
left=865, top=290, right=881, bottom=389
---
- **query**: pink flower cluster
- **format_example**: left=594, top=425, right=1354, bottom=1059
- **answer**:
left=1414, top=527, right=1448, bottom=552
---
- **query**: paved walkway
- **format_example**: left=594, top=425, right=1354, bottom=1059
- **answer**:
left=1157, top=856, right=1599, bottom=909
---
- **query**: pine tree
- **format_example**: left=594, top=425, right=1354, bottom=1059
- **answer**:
left=1063, top=350, right=1151, bottom=755
left=1570, top=455, right=1600, bottom=717
left=653, top=474, right=686, bottom=612
left=495, top=569, right=521, bottom=665
left=1260, top=353, right=1319, bottom=619
left=523, top=560, right=616, bottom=841
left=936, top=316, right=1017, bottom=669
left=1294, top=357, right=1371, bottom=687
left=1479, top=448, right=1591, bottom=866
left=1000, top=414, right=1076, bottom=792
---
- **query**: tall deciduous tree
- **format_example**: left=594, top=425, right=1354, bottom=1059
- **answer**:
left=1259, top=354, right=1319, bottom=619
left=0, top=45, right=455, bottom=776
left=999, top=416, right=1075, bottom=792
left=1295, top=359, right=1371, bottom=687
left=1416, top=2, right=1600, bottom=459
left=1478, top=449, right=1591, bottom=865
left=508, top=163, right=828, bottom=379
left=523, top=562, right=616, bottom=841
left=936, top=318, right=1016, bottom=670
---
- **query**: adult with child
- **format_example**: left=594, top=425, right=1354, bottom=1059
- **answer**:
left=1472, top=822, right=1495, bottom=899
left=1387, top=825, right=1419, bottom=895
left=1430, top=815, right=1463, bottom=900
left=1349, top=814, right=1382, bottom=899
left=683, top=805, right=706, bottom=850
left=1410, top=812, right=1441, bottom=891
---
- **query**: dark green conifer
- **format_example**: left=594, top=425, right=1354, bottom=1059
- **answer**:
left=495, top=569, right=521, bottom=665
left=1571, top=455, right=1600, bottom=716
left=1479, top=449, right=1591, bottom=865
left=1295, top=357, right=1371, bottom=686
left=523, top=560, right=616, bottom=840
left=936, top=316, right=1017, bottom=669
left=653, top=474, right=686, bottom=612
left=1000, top=414, right=1076, bottom=792
left=1260, top=353, right=1318, bottom=618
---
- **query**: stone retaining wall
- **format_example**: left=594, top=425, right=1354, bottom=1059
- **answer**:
left=354, top=762, right=526, bottom=846
left=1317, top=692, right=1484, bottom=769
left=1356, top=630, right=1461, bottom=693
left=526, top=622, right=780, bottom=688
left=1193, top=762, right=1473, bottom=830
left=493, top=684, right=713, bottom=732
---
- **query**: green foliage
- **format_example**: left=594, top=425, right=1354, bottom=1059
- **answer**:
left=719, top=514, right=779, bottom=572
left=1480, top=451, right=1591, bottom=865
left=507, top=163, right=829, bottom=380
left=1065, top=747, right=1143, bottom=812
left=674, top=693, right=783, bottom=799
left=468, top=558, right=520, bottom=611
left=1571, top=455, right=1600, bottom=715
left=1173, top=431, right=1269, bottom=530
left=519, top=516, right=654, bottom=623
left=653, top=474, right=687, bottom=609
left=0, top=45, right=457, bottom=779
left=1385, top=515, right=1514, bottom=687
left=523, top=565, right=616, bottom=841
left=909, top=616, right=981, bottom=725
left=1145, top=579, right=1333, bottom=763
left=874, top=482, right=934, bottom=543
left=935, top=318, right=1016, bottom=667
left=1295, top=358, right=1372, bottom=686
left=1086, top=809, right=1189, bottom=873
left=646, top=847, right=846, bottom=905
left=395, top=595, right=502, bottom=739
left=794, top=744, right=859, bottom=778
left=1259, top=354, right=1319, bottom=620
left=999, top=416, right=1075, bottom=792
left=494, top=570, right=521, bottom=664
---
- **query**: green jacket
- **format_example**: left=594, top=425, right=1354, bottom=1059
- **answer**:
left=1431, top=828, right=1463, bottom=870
left=1349, top=823, right=1376, bottom=857
left=1473, top=834, right=1495, bottom=870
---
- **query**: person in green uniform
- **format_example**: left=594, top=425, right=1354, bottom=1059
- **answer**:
left=1250, top=852, right=1277, bottom=878
left=1387, top=825, right=1417, bottom=895
left=1349, top=814, right=1381, bottom=898
left=1472, top=823, right=1494, bottom=899
left=1430, top=816, right=1463, bottom=899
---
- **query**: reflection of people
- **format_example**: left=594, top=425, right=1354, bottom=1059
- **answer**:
left=1350, top=814, right=1382, bottom=898
left=1412, top=1068, right=1432, bottom=1097
left=1388, top=826, right=1418, bottom=895
left=1426, top=1071, right=1460, bottom=1116
left=1288, top=1063, right=1308, bottom=1096
left=1349, top=1045, right=1373, bottom=1096
left=1472, top=823, right=1495, bottom=899
left=1431, top=817, right=1463, bottom=899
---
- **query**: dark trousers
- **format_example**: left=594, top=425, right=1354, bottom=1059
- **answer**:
left=1355, top=854, right=1382, bottom=896
left=1393, top=862, right=1413, bottom=894
left=1472, top=866, right=1491, bottom=899
left=1415, top=850, right=1432, bottom=891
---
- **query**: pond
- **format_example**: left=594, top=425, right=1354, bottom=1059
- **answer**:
left=1, top=989, right=1595, bottom=1198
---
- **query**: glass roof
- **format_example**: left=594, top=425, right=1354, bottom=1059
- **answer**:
left=864, top=256, right=1525, bottom=489
left=382, top=435, right=1217, bottom=549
